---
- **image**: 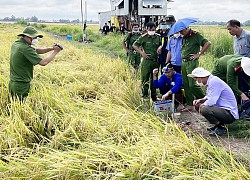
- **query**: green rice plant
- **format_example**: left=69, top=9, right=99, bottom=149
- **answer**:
left=193, top=26, right=234, bottom=58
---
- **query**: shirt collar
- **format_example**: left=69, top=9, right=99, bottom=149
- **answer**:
left=239, top=29, right=246, bottom=39
left=206, top=74, right=213, bottom=86
left=186, top=29, right=193, bottom=37
left=20, top=37, right=31, bottom=46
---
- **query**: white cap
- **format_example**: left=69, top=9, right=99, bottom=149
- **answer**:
left=187, top=67, right=211, bottom=78
left=241, top=57, right=250, bottom=76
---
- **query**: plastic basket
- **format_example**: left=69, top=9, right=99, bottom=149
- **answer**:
left=153, top=100, right=173, bottom=113
left=66, top=35, right=73, bottom=40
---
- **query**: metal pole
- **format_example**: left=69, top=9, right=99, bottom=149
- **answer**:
left=81, top=0, right=87, bottom=42
left=172, top=93, right=175, bottom=119
left=84, top=0, right=87, bottom=40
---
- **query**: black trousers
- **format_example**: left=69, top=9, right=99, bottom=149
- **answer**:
left=201, top=106, right=236, bottom=125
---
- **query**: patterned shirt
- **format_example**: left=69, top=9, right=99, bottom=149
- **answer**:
left=234, top=29, right=250, bottom=57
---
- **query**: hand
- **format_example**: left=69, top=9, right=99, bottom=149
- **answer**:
left=157, top=46, right=162, bottom=54
left=241, top=93, right=250, bottom=101
left=141, top=51, right=150, bottom=59
left=53, top=43, right=63, bottom=51
left=161, top=93, right=169, bottom=100
left=153, top=68, right=159, bottom=76
left=126, top=49, right=131, bottom=54
left=193, top=99, right=201, bottom=106
left=189, top=53, right=200, bottom=60
left=198, top=103, right=205, bottom=114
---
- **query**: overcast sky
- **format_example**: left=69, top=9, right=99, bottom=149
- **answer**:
left=0, top=0, right=249, bottom=22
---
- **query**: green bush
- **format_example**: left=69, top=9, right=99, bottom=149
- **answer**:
left=15, top=20, right=29, bottom=26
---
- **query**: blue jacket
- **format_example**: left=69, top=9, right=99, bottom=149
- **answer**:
left=153, top=72, right=183, bottom=93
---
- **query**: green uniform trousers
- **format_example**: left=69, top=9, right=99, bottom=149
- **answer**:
left=181, top=60, right=205, bottom=105
left=128, top=52, right=141, bottom=69
left=9, top=80, right=30, bottom=101
left=141, top=58, right=159, bottom=99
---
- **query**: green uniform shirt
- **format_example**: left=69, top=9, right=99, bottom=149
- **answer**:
left=133, top=33, right=161, bottom=60
left=123, top=32, right=141, bottom=50
left=181, top=29, right=208, bottom=59
left=212, top=55, right=250, bottom=97
left=10, top=38, right=42, bottom=82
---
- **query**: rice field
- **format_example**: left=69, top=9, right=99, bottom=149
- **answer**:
left=0, top=23, right=249, bottom=179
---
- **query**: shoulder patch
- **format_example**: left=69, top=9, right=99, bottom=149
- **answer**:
left=141, top=33, right=148, bottom=37
left=192, top=30, right=198, bottom=34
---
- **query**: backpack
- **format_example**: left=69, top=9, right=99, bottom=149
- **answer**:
left=239, top=100, right=250, bottom=120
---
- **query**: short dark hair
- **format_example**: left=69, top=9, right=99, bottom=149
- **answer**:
left=227, top=19, right=241, bottom=27
left=132, top=23, right=139, bottom=28
left=146, top=22, right=156, bottom=29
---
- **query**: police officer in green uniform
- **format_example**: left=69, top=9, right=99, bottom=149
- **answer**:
left=157, top=15, right=176, bottom=73
left=122, top=23, right=141, bottom=69
left=179, top=27, right=211, bottom=111
left=212, top=55, right=250, bottom=102
left=9, top=26, right=63, bottom=101
left=133, top=22, right=162, bottom=101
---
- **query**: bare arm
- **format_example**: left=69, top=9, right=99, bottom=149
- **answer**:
left=190, top=41, right=212, bottom=60
left=166, top=51, right=171, bottom=64
left=36, top=47, right=54, bottom=54
left=199, top=41, right=212, bottom=55
left=132, top=44, right=143, bottom=54
left=38, top=46, right=62, bottom=66
left=132, top=44, right=148, bottom=59
left=122, top=41, right=131, bottom=54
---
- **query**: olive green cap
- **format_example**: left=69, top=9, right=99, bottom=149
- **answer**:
left=18, top=26, right=43, bottom=38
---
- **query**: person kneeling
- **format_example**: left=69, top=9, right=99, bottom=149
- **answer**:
left=188, top=67, right=239, bottom=136
left=153, top=64, right=183, bottom=109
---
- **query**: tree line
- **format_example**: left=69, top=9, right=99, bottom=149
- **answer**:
left=1, top=15, right=250, bottom=26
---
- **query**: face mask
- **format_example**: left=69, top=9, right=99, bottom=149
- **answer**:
left=196, top=79, right=204, bottom=87
left=132, top=30, right=139, bottom=33
left=161, top=25, right=170, bottom=30
left=148, top=31, right=155, bottom=36
left=173, top=33, right=181, bottom=38
left=31, top=38, right=39, bottom=45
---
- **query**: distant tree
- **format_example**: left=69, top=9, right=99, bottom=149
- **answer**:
left=30, top=16, right=38, bottom=22
left=244, top=20, right=250, bottom=26
left=11, top=15, right=15, bottom=21
left=71, top=19, right=80, bottom=23
left=3, top=17, right=11, bottom=21
left=59, top=19, right=70, bottom=23
left=25, top=17, right=31, bottom=22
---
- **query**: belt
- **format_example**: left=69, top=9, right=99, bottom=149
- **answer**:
left=148, top=58, right=158, bottom=62
left=182, top=58, right=191, bottom=62
left=183, top=58, right=197, bottom=62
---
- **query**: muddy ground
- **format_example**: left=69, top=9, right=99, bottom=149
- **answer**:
left=171, top=108, right=250, bottom=165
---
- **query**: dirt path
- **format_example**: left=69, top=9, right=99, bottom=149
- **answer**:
left=175, top=109, right=250, bottom=161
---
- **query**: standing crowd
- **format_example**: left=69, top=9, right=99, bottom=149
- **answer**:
left=122, top=17, right=250, bottom=136
left=9, top=17, right=250, bottom=137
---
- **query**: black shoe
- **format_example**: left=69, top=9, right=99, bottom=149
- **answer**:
left=151, top=96, right=158, bottom=101
left=209, top=127, right=227, bottom=136
left=141, top=94, right=149, bottom=98
left=207, top=125, right=217, bottom=131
